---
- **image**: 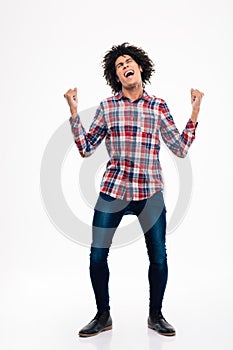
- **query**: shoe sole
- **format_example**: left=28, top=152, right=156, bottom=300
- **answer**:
left=148, top=324, right=176, bottom=336
left=79, top=325, right=112, bottom=337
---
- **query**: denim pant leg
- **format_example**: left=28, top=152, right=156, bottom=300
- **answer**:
left=138, top=192, right=168, bottom=313
left=90, top=245, right=111, bottom=313
left=90, top=193, right=126, bottom=313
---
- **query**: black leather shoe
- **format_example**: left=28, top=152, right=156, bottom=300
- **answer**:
left=148, top=311, right=176, bottom=336
left=79, top=311, right=112, bottom=337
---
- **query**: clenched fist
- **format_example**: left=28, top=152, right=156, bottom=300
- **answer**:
left=64, top=87, right=78, bottom=117
left=190, top=88, right=204, bottom=122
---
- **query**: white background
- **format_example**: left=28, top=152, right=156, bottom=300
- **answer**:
left=1, top=0, right=233, bottom=349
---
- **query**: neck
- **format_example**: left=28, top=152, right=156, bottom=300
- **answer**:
left=122, top=84, right=144, bottom=102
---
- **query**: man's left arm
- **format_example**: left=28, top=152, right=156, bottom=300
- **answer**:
left=160, top=89, right=204, bottom=158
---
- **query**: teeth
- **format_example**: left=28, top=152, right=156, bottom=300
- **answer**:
left=125, top=70, right=134, bottom=77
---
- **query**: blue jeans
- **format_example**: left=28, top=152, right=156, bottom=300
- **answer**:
left=90, top=191, right=168, bottom=314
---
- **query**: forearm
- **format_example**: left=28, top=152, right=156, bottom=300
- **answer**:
left=70, top=107, right=78, bottom=120
left=69, top=115, right=89, bottom=157
left=190, top=108, right=199, bottom=123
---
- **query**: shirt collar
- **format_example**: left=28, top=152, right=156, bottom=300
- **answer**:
left=114, top=90, right=152, bottom=102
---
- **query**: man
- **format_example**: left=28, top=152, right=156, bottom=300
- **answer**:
left=64, top=43, right=204, bottom=337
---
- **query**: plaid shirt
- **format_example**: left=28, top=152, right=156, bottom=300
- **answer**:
left=69, top=91, right=198, bottom=201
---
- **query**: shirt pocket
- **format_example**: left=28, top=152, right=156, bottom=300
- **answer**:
left=140, top=125, right=154, bottom=134
left=140, top=128, right=160, bottom=152
left=139, top=109, right=157, bottom=134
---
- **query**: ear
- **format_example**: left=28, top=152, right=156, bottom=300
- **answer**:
left=139, top=66, right=143, bottom=72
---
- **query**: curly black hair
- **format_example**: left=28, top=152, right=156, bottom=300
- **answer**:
left=102, top=42, right=155, bottom=94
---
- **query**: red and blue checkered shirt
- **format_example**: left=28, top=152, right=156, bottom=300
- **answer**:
left=69, top=91, right=198, bottom=201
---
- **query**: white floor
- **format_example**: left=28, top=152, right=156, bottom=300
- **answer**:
left=1, top=244, right=232, bottom=350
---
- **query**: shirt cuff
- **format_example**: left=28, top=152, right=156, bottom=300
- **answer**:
left=186, top=118, right=198, bottom=134
left=69, top=114, right=80, bottom=126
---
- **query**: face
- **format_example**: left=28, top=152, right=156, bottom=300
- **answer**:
left=115, top=55, right=143, bottom=89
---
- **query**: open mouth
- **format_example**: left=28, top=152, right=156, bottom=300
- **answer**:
left=124, top=70, right=134, bottom=78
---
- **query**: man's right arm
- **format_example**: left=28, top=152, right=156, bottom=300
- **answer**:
left=64, top=87, right=107, bottom=157
left=69, top=105, right=107, bottom=158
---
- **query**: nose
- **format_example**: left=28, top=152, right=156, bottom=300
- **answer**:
left=123, top=62, right=129, bottom=69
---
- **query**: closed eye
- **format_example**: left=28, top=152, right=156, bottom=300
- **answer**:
left=116, top=63, right=123, bottom=69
